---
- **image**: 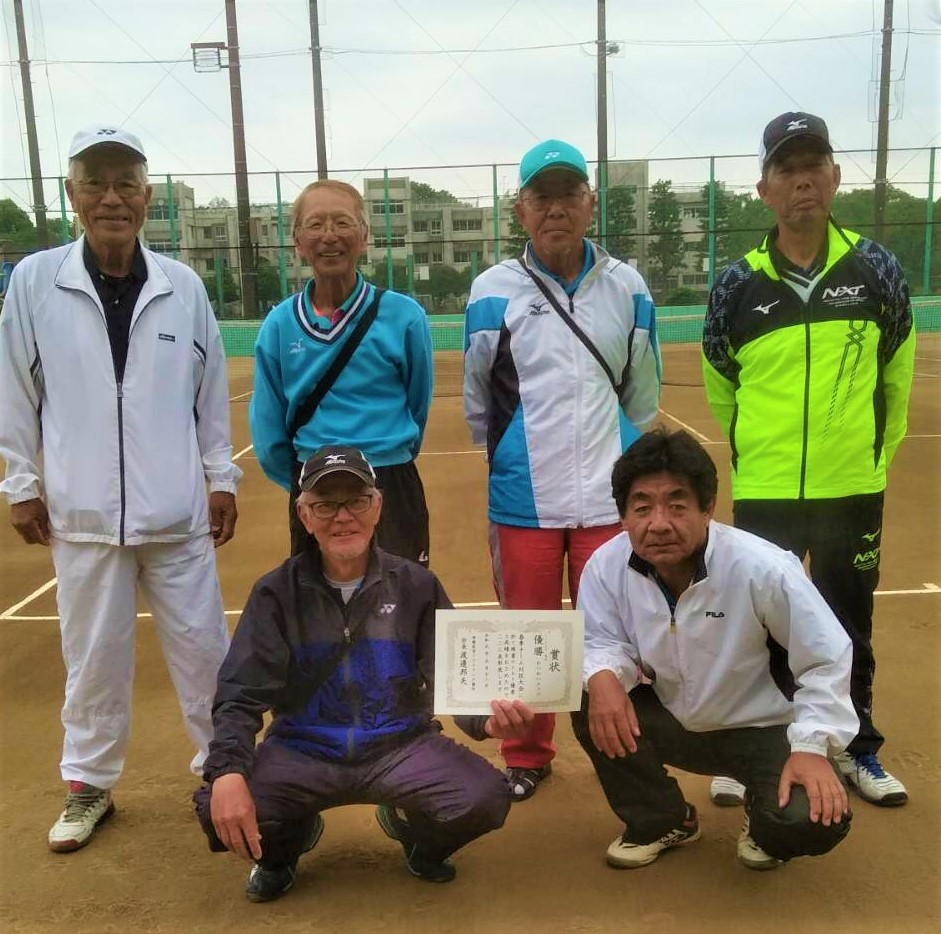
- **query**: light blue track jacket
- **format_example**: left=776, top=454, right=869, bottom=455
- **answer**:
left=251, top=276, right=433, bottom=491
left=464, top=242, right=661, bottom=528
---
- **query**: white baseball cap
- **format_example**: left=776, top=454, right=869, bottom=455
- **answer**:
left=68, top=125, right=147, bottom=161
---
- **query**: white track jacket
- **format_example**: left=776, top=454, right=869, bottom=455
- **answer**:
left=580, top=522, right=858, bottom=756
left=464, top=243, right=660, bottom=528
left=0, top=238, right=241, bottom=545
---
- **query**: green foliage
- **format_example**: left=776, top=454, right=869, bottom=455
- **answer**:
left=697, top=184, right=774, bottom=275
left=664, top=287, right=706, bottom=306
left=410, top=182, right=460, bottom=204
left=646, top=180, right=684, bottom=298
left=201, top=264, right=240, bottom=308
left=504, top=209, right=527, bottom=258
left=255, top=257, right=285, bottom=309
left=0, top=199, right=38, bottom=257
left=602, top=185, right=636, bottom=261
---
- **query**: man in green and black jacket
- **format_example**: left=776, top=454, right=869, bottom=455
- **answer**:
left=702, top=112, right=915, bottom=809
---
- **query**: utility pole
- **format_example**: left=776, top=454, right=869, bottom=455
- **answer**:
left=13, top=0, right=49, bottom=248
left=224, top=0, right=256, bottom=318
left=874, top=0, right=894, bottom=242
left=596, top=0, right=608, bottom=249
left=308, top=0, right=328, bottom=179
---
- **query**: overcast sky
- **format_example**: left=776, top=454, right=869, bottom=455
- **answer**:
left=2, top=0, right=939, bottom=211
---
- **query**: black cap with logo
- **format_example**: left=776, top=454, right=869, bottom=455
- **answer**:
left=298, top=445, right=377, bottom=492
left=759, top=112, right=832, bottom=173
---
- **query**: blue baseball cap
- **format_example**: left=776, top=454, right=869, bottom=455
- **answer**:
left=519, top=139, right=589, bottom=189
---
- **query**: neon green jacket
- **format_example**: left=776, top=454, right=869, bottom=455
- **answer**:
left=702, top=221, right=915, bottom=500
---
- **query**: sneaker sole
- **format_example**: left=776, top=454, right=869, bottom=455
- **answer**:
left=48, top=800, right=116, bottom=853
left=606, top=827, right=702, bottom=869
left=711, top=792, right=745, bottom=808
left=738, top=852, right=784, bottom=871
left=848, top=785, right=908, bottom=807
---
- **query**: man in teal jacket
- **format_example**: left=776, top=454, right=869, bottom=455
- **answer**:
left=702, top=112, right=915, bottom=808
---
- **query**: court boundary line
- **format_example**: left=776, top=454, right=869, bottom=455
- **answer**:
left=1, top=583, right=937, bottom=623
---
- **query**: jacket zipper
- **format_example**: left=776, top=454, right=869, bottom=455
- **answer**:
left=798, top=304, right=812, bottom=498
left=341, top=603, right=358, bottom=760
left=116, top=382, right=126, bottom=544
left=570, top=294, right=584, bottom=523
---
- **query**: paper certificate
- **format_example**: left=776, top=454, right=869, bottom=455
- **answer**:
left=434, top=609, right=584, bottom=714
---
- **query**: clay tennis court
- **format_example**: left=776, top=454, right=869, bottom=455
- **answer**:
left=1, top=327, right=938, bottom=933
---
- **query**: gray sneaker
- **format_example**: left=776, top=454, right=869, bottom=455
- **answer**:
left=48, top=781, right=114, bottom=852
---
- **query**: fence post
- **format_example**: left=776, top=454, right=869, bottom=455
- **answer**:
left=57, top=177, right=70, bottom=243
left=924, top=147, right=936, bottom=296
left=598, top=160, right=608, bottom=250
left=166, top=175, right=179, bottom=261
left=383, top=168, right=393, bottom=290
left=407, top=253, right=414, bottom=296
left=214, top=253, right=225, bottom=315
left=275, top=171, right=288, bottom=298
left=707, top=156, right=716, bottom=291
left=492, top=163, right=501, bottom=264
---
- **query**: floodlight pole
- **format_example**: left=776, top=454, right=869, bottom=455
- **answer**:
left=596, top=0, right=608, bottom=249
left=224, top=0, right=256, bottom=318
left=873, top=0, right=894, bottom=242
left=13, top=0, right=49, bottom=248
left=308, top=0, right=328, bottom=179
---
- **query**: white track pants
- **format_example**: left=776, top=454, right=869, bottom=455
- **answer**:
left=51, top=535, right=230, bottom=789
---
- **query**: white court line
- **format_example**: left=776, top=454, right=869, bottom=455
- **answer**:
left=0, top=577, right=58, bottom=619
left=3, top=584, right=937, bottom=623
left=657, top=409, right=712, bottom=443
left=231, top=390, right=253, bottom=401
left=1, top=445, right=256, bottom=618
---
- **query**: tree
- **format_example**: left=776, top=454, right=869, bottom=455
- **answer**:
left=504, top=208, right=527, bottom=258
left=646, top=180, right=684, bottom=299
left=201, top=265, right=240, bottom=312
left=428, top=264, right=467, bottom=299
left=255, top=257, right=284, bottom=310
left=410, top=182, right=459, bottom=204
left=697, top=184, right=774, bottom=275
left=0, top=199, right=38, bottom=258
left=601, top=185, right=636, bottom=262
left=204, top=196, right=232, bottom=209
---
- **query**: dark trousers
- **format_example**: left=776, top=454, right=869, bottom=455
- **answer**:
left=289, top=459, right=430, bottom=565
left=734, top=494, right=884, bottom=756
left=194, top=730, right=509, bottom=868
left=571, top=686, right=851, bottom=862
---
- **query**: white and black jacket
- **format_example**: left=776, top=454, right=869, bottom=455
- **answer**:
left=0, top=237, right=241, bottom=544
left=579, top=522, right=858, bottom=756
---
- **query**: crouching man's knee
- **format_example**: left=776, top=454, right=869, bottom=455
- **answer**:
left=749, top=787, right=852, bottom=862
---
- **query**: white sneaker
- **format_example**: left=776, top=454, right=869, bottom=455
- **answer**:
left=710, top=776, right=746, bottom=807
left=606, top=804, right=701, bottom=868
left=48, top=781, right=115, bottom=852
left=737, top=816, right=784, bottom=871
left=834, top=752, right=908, bottom=806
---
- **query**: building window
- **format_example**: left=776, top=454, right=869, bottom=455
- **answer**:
left=371, top=201, right=405, bottom=215
left=684, top=240, right=704, bottom=252
left=203, top=228, right=214, bottom=240
left=148, top=240, right=174, bottom=253
left=413, top=219, right=429, bottom=233
left=454, top=250, right=477, bottom=263
left=414, top=251, right=429, bottom=264
left=205, top=259, right=215, bottom=272
left=683, top=273, right=708, bottom=286
left=213, top=225, right=226, bottom=237
left=431, top=249, right=443, bottom=264
left=373, top=235, right=406, bottom=248
left=430, top=218, right=442, bottom=236
left=147, top=204, right=171, bottom=221
left=452, top=217, right=482, bottom=232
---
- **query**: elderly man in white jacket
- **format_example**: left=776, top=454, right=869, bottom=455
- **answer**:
left=0, top=125, right=241, bottom=853
left=573, top=429, right=856, bottom=871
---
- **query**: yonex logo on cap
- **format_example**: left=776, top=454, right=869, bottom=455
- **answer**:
left=544, top=151, right=561, bottom=161
left=98, top=128, right=118, bottom=136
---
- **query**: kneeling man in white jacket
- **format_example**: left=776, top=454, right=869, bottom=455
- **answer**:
left=573, top=428, right=856, bottom=871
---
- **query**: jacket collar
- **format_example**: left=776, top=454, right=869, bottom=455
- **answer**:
left=298, top=539, right=384, bottom=592
left=55, top=235, right=174, bottom=315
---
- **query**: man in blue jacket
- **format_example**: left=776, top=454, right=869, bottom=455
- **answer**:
left=250, top=180, right=433, bottom=562
left=194, top=446, right=533, bottom=902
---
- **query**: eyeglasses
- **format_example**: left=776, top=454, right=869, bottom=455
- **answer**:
left=76, top=178, right=146, bottom=199
left=296, top=214, right=361, bottom=235
left=520, top=189, right=589, bottom=211
left=306, top=493, right=375, bottom=519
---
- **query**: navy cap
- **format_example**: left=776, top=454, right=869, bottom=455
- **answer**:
left=299, top=446, right=377, bottom=492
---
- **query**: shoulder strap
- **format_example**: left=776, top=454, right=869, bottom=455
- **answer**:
left=289, top=286, right=385, bottom=438
left=519, top=262, right=623, bottom=396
